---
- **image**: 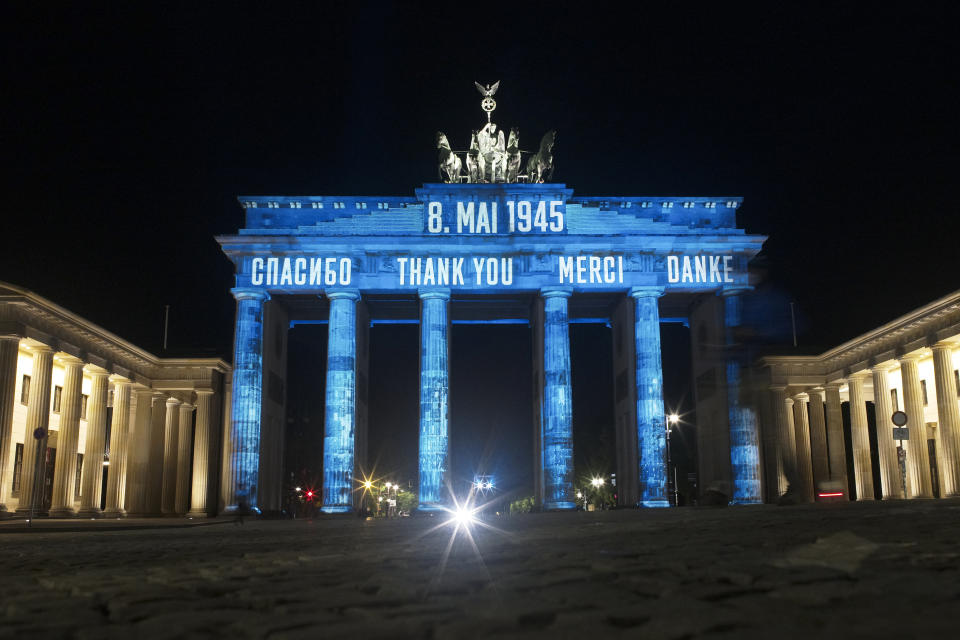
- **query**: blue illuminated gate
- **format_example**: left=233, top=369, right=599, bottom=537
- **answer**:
left=218, top=184, right=766, bottom=514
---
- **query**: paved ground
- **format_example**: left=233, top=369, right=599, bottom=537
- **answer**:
left=1, top=500, right=959, bottom=639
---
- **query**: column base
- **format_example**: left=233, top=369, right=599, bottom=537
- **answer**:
left=101, top=509, right=126, bottom=518
left=731, top=498, right=764, bottom=505
left=186, top=509, right=211, bottom=518
left=320, top=505, right=352, bottom=514
left=76, top=507, right=102, bottom=518
left=543, top=501, right=576, bottom=510
left=639, top=499, right=671, bottom=508
left=47, top=507, right=78, bottom=518
left=16, top=508, right=47, bottom=517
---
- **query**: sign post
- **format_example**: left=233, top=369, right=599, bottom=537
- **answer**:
left=891, top=411, right=909, bottom=498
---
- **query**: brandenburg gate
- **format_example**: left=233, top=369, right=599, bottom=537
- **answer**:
left=216, top=84, right=766, bottom=514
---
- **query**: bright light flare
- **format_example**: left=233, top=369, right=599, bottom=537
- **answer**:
left=451, top=505, right=477, bottom=528
left=668, top=413, right=680, bottom=425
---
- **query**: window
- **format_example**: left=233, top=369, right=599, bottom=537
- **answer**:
left=12, top=443, right=23, bottom=495
left=921, top=380, right=928, bottom=406
left=80, top=394, right=88, bottom=420
left=20, top=374, right=30, bottom=405
left=75, top=453, right=84, bottom=498
left=52, top=385, right=62, bottom=413
left=890, top=388, right=899, bottom=412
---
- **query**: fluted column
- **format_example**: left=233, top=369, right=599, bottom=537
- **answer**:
left=848, top=373, right=874, bottom=500
left=78, top=370, right=108, bottom=516
left=124, top=388, right=155, bottom=515
left=49, top=357, right=85, bottom=516
left=174, top=402, right=194, bottom=514
left=791, top=393, right=814, bottom=503
left=417, top=289, right=450, bottom=511
left=223, top=288, right=269, bottom=514
left=824, top=383, right=848, bottom=493
left=807, top=389, right=831, bottom=494
left=321, top=291, right=360, bottom=513
left=932, top=343, right=960, bottom=496
left=188, top=390, right=215, bottom=516
left=145, top=393, right=167, bottom=515
left=900, top=355, right=932, bottom=498
left=540, top=288, right=575, bottom=510
left=0, top=336, right=21, bottom=514
left=872, top=365, right=904, bottom=499
left=768, top=386, right=793, bottom=499
left=631, top=287, right=669, bottom=507
left=17, top=346, right=53, bottom=515
left=161, top=397, right=181, bottom=515
left=103, top=380, right=132, bottom=516
left=722, top=289, right=763, bottom=504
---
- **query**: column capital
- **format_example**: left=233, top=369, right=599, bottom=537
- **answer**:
left=231, top=287, right=270, bottom=302
left=83, top=364, right=110, bottom=378
left=56, top=354, right=85, bottom=368
left=25, top=343, right=54, bottom=354
left=808, top=387, right=825, bottom=399
left=0, top=334, right=21, bottom=342
left=326, top=289, right=361, bottom=301
left=932, top=340, right=957, bottom=352
left=785, top=397, right=795, bottom=407
left=629, top=286, right=664, bottom=299
left=720, top=285, right=753, bottom=297
left=768, top=384, right=789, bottom=393
left=541, top=286, right=572, bottom=299
left=793, top=392, right=810, bottom=402
left=179, top=403, right=195, bottom=412
left=872, top=360, right=899, bottom=373
left=898, top=352, right=923, bottom=363
left=848, top=369, right=872, bottom=380
left=110, top=376, right=133, bottom=387
left=165, top=397, right=182, bottom=408
left=418, top=288, right=450, bottom=301
left=194, top=389, right=215, bottom=397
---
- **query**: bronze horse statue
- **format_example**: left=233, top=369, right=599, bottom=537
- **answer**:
left=506, top=128, right=521, bottom=183
left=466, top=130, right=485, bottom=183
left=525, top=130, right=556, bottom=183
left=436, top=132, right=462, bottom=183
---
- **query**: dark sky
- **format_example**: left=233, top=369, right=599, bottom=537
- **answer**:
left=4, top=3, right=959, bottom=494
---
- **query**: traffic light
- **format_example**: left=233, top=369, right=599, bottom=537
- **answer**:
left=305, top=490, right=314, bottom=500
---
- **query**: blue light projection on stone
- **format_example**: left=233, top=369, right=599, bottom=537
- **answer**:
left=542, top=288, right=575, bottom=510
left=322, top=291, right=360, bottom=513
left=724, top=290, right=763, bottom=504
left=226, top=288, right=268, bottom=513
left=418, top=290, right=450, bottom=511
left=632, top=287, right=670, bottom=507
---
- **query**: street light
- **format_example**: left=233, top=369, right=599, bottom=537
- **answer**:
left=666, top=413, right=680, bottom=506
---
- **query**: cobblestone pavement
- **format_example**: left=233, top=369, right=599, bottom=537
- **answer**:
left=1, top=500, right=959, bottom=639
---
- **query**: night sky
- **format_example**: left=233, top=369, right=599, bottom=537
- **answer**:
left=4, top=4, right=958, bottom=497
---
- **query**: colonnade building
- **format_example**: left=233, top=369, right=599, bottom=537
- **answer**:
left=217, top=183, right=767, bottom=513
left=757, top=289, right=960, bottom=502
left=0, top=283, right=230, bottom=517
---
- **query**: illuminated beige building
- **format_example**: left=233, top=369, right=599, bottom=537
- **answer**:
left=758, top=289, right=960, bottom=502
left=0, top=283, right=229, bottom=518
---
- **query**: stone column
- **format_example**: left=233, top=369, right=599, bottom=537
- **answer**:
left=630, top=287, right=669, bottom=507
left=932, top=343, right=960, bottom=497
left=103, top=380, right=132, bottom=516
left=791, top=393, right=814, bottom=503
left=0, top=336, right=21, bottom=514
left=807, top=389, right=831, bottom=494
left=223, top=288, right=269, bottom=514
left=174, top=402, right=194, bottom=515
left=188, top=390, right=215, bottom=516
left=161, top=397, right=181, bottom=515
left=768, top=386, right=793, bottom=499
left=848, top=373, right=874, bottom=500
left=321, top=291, right=360, bottom=513
left=78, top=370, right=109, bottom=516
left=722, top=289, right=763, bottom=504
left=124, top=388, right=155, bottom=515
left=17, top=346, right=53, bottom=515
left=872, top=365, right=904, bottom=499
left=49, top=357, right=85, bottom=517
left=540, top=288, right=575, bottom=510
left=824, top=382, right=848, bottom=493
left=900, top=355, right=933, bottom=498
left=417, top=289, right=450, bottom=511
left=145, top=393, right=167, bottom=515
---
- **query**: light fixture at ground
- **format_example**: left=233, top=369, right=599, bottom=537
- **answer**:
left=452, top=504, right=476, bottom=528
